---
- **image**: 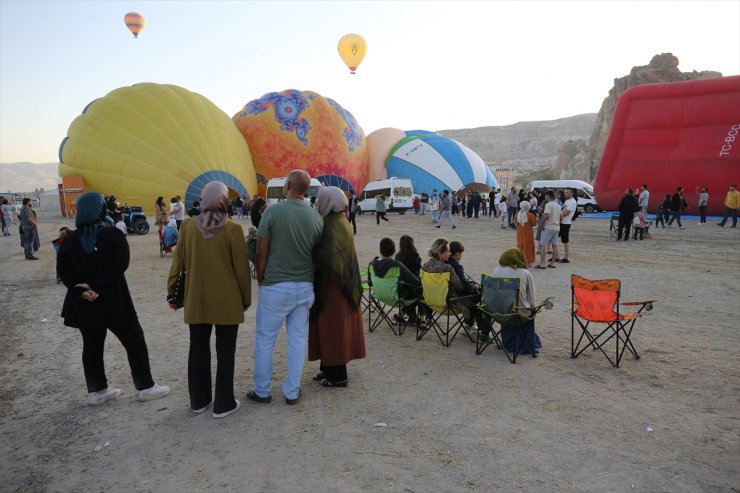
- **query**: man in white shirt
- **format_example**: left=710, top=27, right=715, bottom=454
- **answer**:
left=535, top=190, right=561, bottom=269
left=559, top=188, right=578, bottom=263
left=638, top=185, right=650, bottom=216
left=171, top=196, right=185, bottom=230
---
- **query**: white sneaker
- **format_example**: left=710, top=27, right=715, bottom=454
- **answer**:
left=88, top=387, right=122, bottom=406
left=213, top=399, right=240, bottom=419
left=137, top=384, right=170, bottom=402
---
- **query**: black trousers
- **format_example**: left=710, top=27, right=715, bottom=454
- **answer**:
left=719, top=207, right=737, bottom=227
left=617, top=216, right=632, bottom=240
left=188, top=324, right=238, bottom=414
left=376, top=211, right=388, bottom=224
left=348, top=212, right=357, bottom=234
left=699, top=205, right=707, bottom=223
left=79, top=320, right=155, bottom=393
left=667, top=210, right=682, bottom=227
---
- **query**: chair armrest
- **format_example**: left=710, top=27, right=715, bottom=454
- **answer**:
left=620, top=300, right=657, bottom=306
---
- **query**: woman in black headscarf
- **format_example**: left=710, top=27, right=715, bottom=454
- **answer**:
left=58, top=192, right=169, bottom=406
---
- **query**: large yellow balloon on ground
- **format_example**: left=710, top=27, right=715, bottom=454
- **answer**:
left=337, top=34, right=366, bottom=74
left=59, top=83, right=257, bottom=214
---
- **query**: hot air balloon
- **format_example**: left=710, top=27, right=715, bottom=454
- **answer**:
left=595, top=75, right=740, bottom=215
left=384, top=131, right=498, bottom=195
left=366, top=127, right=406, bottom=181
left=337, top=34, right=366, bottom=74
left=233, top=89, right=369, bottom=196
left=124, top=12, right=145, bottom=38
left=59, top=83, right=257, bottom=215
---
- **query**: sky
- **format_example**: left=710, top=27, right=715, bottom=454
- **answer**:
left=0, top=0, right=738, bottom=164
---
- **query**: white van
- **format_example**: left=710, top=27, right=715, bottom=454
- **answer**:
left=529, top=179, right=601, bottom=213
left=265, top=177, right=323, bottom=205
left=358, top=177, right=414, bottom=214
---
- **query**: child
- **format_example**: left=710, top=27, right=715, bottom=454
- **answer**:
left=655, top=194, right=670, bottom=228
left=52, top=227, right=73, bottom=283
left=162, top=218, right=178, bottom=248
left=115, top=214, right=127, bottom=235
left=498, top=200, right=508, bottom=228
left=633, top=210, right=647, bottom=240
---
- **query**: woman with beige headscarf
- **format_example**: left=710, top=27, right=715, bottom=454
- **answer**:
left=167, top=181, right=251, bottom=418
left=309, top=186, right=365, bottom=388
left=515, top=200, right=537, bottom=265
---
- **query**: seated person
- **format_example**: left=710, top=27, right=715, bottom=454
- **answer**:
left=187, top=200, right=201, bottom=217
left=633, top=210, right=647, bottom=240
left=162, top=218, right=178, bottom=247
left=369, top=237, right=421, bottom=322
left=245, top=225, right=257, bottom=262
left=394, top=234, right=421, bottom=278
left=114, top=214, right=127, bottom=235
left=446, top=241, right=479, bottom=295
left=422, top=238, right=482, bottom=334
left=491, top=247, right=542, bottom=354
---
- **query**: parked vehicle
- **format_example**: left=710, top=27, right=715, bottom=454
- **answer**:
left=265, top=177, right=323, bottom=205
left=358, top=177, right=414, bottom=214
left=116, top=205, right=150, bottom=235
left=529, top=179, right=601, bottom=213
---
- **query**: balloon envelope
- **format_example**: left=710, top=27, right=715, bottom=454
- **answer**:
left=385, top=131, right=497, bottom=194
left=366, top=127, right=405, bottom=182
left=233, top=89, right=369, bottom=196
left=594, top=75, right=740, bottom=215
left=337, top=34, right=366, bottom=74
left=59, top=83, right=257, bottom=213
left=124, top=12, right=145, bottom=38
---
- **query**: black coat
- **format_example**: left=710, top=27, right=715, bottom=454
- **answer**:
left=58, top=226, right=138, bottom=329
left=670, top=193, right=687, bottom=212
left=618, top=195, right=638, bottom=218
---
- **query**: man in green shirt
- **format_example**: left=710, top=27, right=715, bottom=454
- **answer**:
left=249, top=170, right=324, bottom=405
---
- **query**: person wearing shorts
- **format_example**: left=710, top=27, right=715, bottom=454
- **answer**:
left=536, top=190, right=560, bottom=269
left=558, top=188, right=577, bottom=263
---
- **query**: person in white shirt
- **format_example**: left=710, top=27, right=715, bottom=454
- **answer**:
left=498, top=200, right=508, bottom=228
left=170, top=196, right=185, bottom=230
left=115, top=215, right=127, bottom=235
left=638, top=185, right=650, bottom=216
left=535, top=190, right=561, bottom=269
left=558, top=188, right=578, bottom=263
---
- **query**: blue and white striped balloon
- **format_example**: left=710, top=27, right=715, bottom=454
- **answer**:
left=385, top=131, right=497, bottom=194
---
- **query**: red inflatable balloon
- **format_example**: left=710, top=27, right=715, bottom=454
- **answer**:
left=595, top=75, right=740, bottom=215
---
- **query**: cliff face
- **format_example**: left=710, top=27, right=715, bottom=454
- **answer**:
left=582, top=53, right=723, bottom=179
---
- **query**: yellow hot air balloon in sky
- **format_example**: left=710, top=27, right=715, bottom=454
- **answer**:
left=337, top=34, right=366, bottom=74
left=124, top=12, right=145, bottom=38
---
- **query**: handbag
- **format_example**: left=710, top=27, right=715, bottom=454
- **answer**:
left=168, top=270, right=186, bottom=309
left=632, top=216, right=641, bottom=226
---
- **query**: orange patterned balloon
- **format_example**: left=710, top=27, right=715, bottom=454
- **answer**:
left=233, top=89, right=369, bottom=196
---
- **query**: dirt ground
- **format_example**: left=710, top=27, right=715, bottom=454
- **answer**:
left=0, top=209, right=738, bottom=493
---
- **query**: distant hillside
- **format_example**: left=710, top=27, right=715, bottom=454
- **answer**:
left=438, top=113, right=597, bottom=183
left=0, top=162, right=59, bottom=193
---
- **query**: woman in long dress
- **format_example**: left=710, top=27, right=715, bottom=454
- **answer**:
left=515, top=201, right=537, bottom=266
left=309, top=187, right=366, bottom=388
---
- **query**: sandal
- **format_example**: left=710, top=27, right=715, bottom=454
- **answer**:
left=534, top=265, right=546, bottom=270
left=320, top=379, right=348, bottom=388
left=312, top=372, right=325, bottom=381
left=547, top=264, right=557, bottom=268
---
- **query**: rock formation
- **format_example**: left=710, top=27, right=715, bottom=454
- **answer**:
left=562, top=53, right=723, bottom=181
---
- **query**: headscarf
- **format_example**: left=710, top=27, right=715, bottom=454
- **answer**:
left=195, top=181, right=229, bottom=239
left=517, top=200, right=531, bottom=226
left=167, top=218, right=177, bottom=228
left=499, top=247, right=528, bottom=269
left=317, top=186, right=348, bottom=218
left=75, top=192, right=113, bottom=254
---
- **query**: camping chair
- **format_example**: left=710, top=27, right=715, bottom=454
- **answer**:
left=417, top=270, right=478, bottom=347
left=571, top=274, right=656, bottom=368
left=246, top=237, right=257, bottom=279
left=609, top=214, right=620, bottom=237
left=368, top=265, right=418, bottom=336
left=476, top=274, right=553, bottom=363
left=159, top=230, right=176, bottom=257
left=360, top=267, right=374, bottom=320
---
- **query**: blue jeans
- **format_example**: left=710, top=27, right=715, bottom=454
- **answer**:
left=253, top=282, right=315, bottom=400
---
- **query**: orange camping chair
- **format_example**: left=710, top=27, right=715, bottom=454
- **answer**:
left=570, top=275, right=656, bottom=368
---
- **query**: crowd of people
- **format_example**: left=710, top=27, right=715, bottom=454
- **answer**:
left=42, top=172, right=739, bottom=418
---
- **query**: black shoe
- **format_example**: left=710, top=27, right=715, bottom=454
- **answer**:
left=246, top=390, right=271, bottom=404
left=312, top=372, right=325, bottom=381
left=26, top=256, right=39, bottom=260
left=717, top=223, right=724, bottom=227
left=285, top=390, right=301, bottom=405
left=320, top=379, right=347, bottom=388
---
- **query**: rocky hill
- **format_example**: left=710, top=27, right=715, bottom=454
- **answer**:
left=0, top=162, right=59, bottom=193
left=438, top=113, right=596, bottom=179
